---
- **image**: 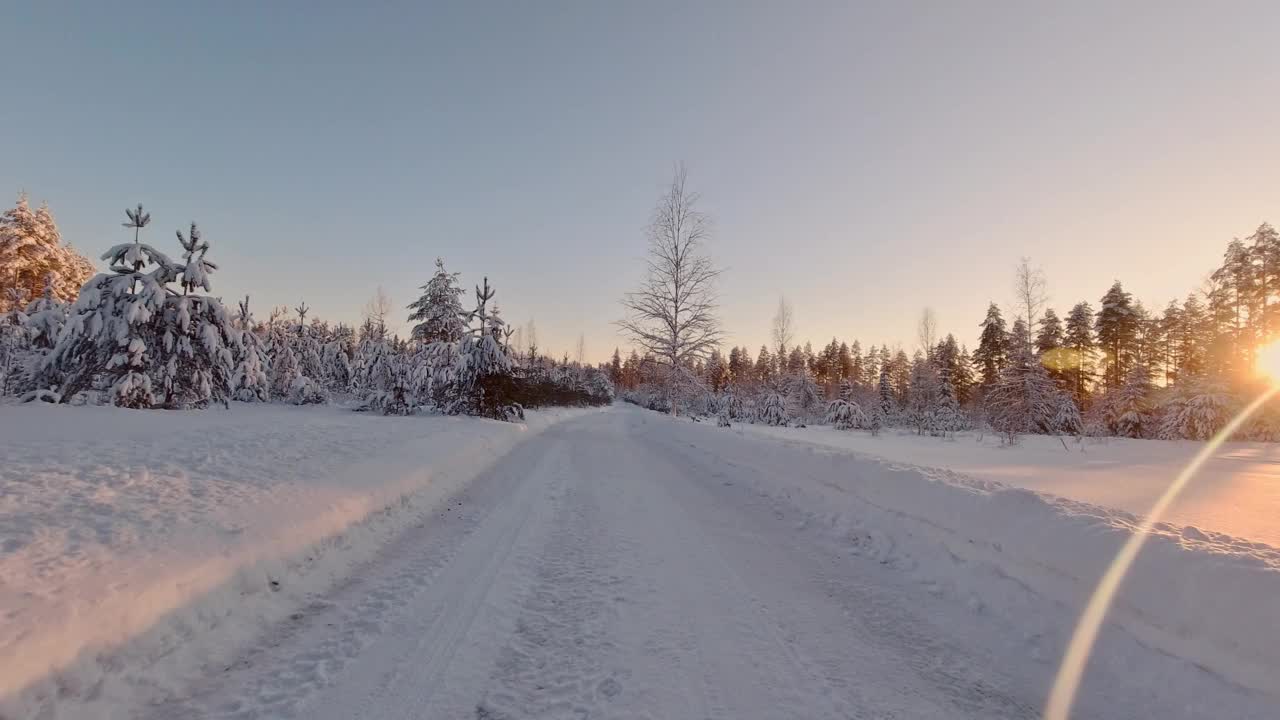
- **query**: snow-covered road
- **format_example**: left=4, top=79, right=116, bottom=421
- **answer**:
left=152, top=406, right=1275, bottom=720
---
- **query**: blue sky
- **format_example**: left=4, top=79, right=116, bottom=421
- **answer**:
left=4, top=2, right=1279, bottom=361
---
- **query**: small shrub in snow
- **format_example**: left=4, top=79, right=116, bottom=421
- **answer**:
left=288, top=375, right=329, bottom=405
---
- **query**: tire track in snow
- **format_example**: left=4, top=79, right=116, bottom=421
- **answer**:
left=148, top=428, right=573, bottom=720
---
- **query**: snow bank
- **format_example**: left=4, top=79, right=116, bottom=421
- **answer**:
left=0, top=402, right=589, bottom=720
left=736, top=423, right=1280, bottom=547
left=679, top=418, right=1280, bottom=701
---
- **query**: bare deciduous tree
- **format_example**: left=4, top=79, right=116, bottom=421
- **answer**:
left=363, top=286, right=394, bottom=337
left=576, top=333, right=586, bottom=366
left=1013, top=257, right=1048, bottom=342
left=917, top=307, right=937, bottom=358
left=772, top=296, right=794, bottom=359
left=525, top=318, right=538, bottom=362
left=618, top=167, right=723, bottom=408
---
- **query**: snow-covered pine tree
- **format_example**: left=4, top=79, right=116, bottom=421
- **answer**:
left=0, top=194, right=94, bottom=309
left=1063, top=301, right=1096, bottom=408
left=42, top=205, right=166, bottom=406
left=973, top=302, right=1008, bottom=389
left=152, top=223, right=238, bottom=408
left=453, top=277, right=517, bottom=419
left=41, top=209, right=237, bottom=408
left=231, top=297, right=271, bottom=402
left=407, top=258, right=467, bottom=345
left=1097, top=281, right=1140, bottom=391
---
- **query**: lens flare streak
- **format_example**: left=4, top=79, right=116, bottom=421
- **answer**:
left=1045, top=384, right=1280, bottom=720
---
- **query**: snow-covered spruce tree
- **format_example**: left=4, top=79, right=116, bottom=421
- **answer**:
left=0, top=288, right=30, bottom=395
left=351, top=331, right=401, bottom=412
left=877, top=363, right=895, bottom=419
left=1098, top=364, right=1154, bottom=438
left=453, top=277, right=518, bottom=419
left=927, top=379, right=965, bottom=438
left=825, top=397, right=867, bottom=430
left=231, top=297, right=271, bottom=402
left=42, top=209, right=237, bottom=408
left=292, top=303, right=326, bottom=382
left=755, top=391, right=787, bottom=426
left=785, top=371, right=822, bottom=424
left=866, top=399, right=886, bottom=436
left=319, top=338, right=353, bottom=393
left=712, top=392, right=734, bottom=427
left=906, top=352, right=940, bottom=435
left=407, top=258, right=468, bottom=345
left=1157, top=376, right=1234, bottom=441
left=984, top=344, right=1063, bottom=444
left=267, top=327, right=300, bottom=400
left=24, top=274, right=67, bottom=351
left=1051, top=392, right=1084, bottom=437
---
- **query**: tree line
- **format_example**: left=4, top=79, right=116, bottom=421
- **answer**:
left=0, top=197, right=613, bottom=417
left=613, top=171, right=1280, bottom=443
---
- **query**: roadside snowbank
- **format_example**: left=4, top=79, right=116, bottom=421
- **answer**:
left=675, top=417, right=1280, bottom=702
left=0, top=402, right=589, bottom=720
left=736, top=422, right=1280, bottom=547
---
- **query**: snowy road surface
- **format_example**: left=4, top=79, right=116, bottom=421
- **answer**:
left=152, top=406, right=1275, bottom=720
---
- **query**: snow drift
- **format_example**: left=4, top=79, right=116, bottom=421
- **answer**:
left=0, top=402, right=587, bottom=719
left=664, top=415, right=1280, bottom=702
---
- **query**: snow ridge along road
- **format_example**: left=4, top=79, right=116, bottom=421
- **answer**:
left=150, top=405, right=1277, bottom=720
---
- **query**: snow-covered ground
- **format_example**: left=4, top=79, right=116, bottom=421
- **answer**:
left=0, top=401, right=590, bottom=720
left=737, top=422, right=1280, bottom=548
left=5, top=403, right=1278, bottom=719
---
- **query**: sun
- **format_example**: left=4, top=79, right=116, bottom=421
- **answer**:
left=1257, top=340, right=1280, bottom=380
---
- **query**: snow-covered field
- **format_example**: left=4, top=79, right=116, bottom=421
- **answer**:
left=738, top=422, right=1280, bottom=548
left=4, top=403, right=1278, bottom=719
left=0, top=401, right=590, bottom=720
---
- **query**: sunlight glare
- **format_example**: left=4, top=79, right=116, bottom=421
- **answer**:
left=1256, top=340, right=1280, bottom=380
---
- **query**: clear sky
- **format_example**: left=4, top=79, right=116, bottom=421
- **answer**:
left=4, top=1, right=1279, bottom=362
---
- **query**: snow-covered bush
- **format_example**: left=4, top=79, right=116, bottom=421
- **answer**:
left=825, top=398, right=867, bottom=430
left=288, top=374, right=329, bottom=405
left=755, top=392, right=787, bottom=426
left=1158, top=377, right=1234, bottom=441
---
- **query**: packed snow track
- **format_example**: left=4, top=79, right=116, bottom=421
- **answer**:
left=150, top=406, right=1274, bottom=720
